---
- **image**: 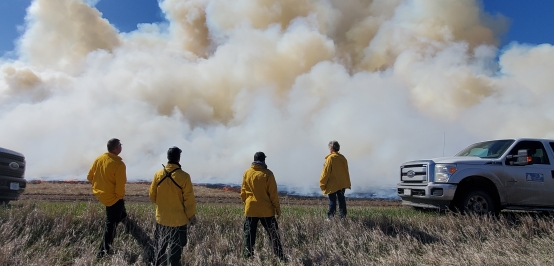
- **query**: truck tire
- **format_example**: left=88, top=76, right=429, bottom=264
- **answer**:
left=459, top=190, right=498, bottom=216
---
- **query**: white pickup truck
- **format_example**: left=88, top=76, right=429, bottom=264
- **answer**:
left=397, top=138, right=554, bottom=215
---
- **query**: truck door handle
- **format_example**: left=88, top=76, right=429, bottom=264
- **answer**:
left=507, top=179, right=517, bottom=183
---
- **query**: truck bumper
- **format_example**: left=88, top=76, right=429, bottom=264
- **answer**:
left=397, top=183, right=457, bottom=209
left=0, top=176, right=26, bottom=201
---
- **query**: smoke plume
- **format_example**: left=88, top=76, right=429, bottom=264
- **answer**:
left=1, top=0, right=552, bottom=196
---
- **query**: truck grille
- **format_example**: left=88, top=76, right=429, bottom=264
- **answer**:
left=0, top=152, right=25, bottom=178
left=0, top=167, right=25, bottom=178
left=401, top=164, right=428, bottom=182
left=0, top=152, right=24, bottom=162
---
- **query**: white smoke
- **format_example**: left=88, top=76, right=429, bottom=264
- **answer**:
left=1, top=0, right=552, bottom=197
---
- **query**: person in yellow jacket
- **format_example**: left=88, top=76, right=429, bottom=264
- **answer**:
left=149, top=146, right=196, bottom=266
left=319, top=140, right=351, bottom=219
left=241, top=151, right=285, bottom=260
left=87, top=138, right=128, bottom=258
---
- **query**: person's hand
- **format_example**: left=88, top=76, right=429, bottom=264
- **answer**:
left=275, top=213, right=281, bottom=219
left=189, top=215, right=197, bottom=226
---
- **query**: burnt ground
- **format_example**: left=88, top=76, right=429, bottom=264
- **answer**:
left=19, top=181, right=401, bottom=207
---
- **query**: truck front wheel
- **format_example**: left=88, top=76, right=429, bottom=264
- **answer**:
left=459, top=190, right=498, bottom=216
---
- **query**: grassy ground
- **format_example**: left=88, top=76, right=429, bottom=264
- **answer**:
left=1, top=202, right=554, bottom=265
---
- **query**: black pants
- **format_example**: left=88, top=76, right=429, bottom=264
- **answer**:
left=154, top=223, right=188, bottom=266
left=99, top=199, right=128, bottom=255
left=243, top=216, right=284, bottom=260
left=97, top=199, right=154, bottom=262
left=328, top=189, right=347, bottom=218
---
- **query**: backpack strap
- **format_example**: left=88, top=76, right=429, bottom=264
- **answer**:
left=157, top=164, right=190, bottom=219
left=157, top=164, right=182, bottom=189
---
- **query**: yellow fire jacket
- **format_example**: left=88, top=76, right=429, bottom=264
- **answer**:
left=241, top=164, right=281, bottom=217
left=149, top=163, right=197, bottom=227
left=319, top=152, right=351, bottom=195
left=87, top=152, right=127, bottom=207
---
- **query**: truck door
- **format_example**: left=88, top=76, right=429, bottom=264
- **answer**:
left=546, top=142, right=554, bottom=204
left=504, top=141, right=554, bottom=206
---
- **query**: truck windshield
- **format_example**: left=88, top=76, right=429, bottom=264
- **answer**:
left=455, top=139, right=515, bottom=158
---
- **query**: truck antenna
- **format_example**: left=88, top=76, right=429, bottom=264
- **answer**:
left=443, top=132, right=446, bottom=156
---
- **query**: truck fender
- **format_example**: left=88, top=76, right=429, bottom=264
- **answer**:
left=448, top=167, right=506, bottom=203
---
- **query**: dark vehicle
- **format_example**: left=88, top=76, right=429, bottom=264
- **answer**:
left=0, top=147, right=26, bottom=205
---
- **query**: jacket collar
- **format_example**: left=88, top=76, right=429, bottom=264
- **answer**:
left=252, top=161, right=267, bottom=169
left=106, top=152, right=122, bottom=161
left=167, top=161, right=181, bottom=167
left=164, top=162, right=182, bottom=172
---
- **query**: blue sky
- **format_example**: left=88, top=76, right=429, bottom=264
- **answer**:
left=1, top=0, right=553, bottom=56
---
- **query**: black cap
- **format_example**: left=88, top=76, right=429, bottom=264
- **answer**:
left=254, top=151, right=266, bottom=162
left=167, top=146, right=182, bottom=161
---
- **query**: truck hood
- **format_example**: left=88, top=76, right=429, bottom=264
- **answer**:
left=404, top=156, right=494, bottom=165
left=0, top=147, right=24, bottom=157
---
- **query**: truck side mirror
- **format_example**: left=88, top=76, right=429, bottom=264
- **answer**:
left=507, top=149, right=532, bottom=166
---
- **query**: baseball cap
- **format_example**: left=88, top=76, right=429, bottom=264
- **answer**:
left=167, top=146, right=182, bottom=161
left=254, top=151, right=266, bottom=162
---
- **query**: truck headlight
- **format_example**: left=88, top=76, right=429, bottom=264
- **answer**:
left=434, top=164, right=457, bottom=183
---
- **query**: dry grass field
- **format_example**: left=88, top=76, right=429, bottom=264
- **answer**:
left=20, top=181, right=402, bottom=207
left=20, top=182, right=244, bottom=204
left=1, top=182, right=553, bottom=266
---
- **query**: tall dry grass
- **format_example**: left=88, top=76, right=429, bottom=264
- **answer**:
left=1, top=202, right=553, bottom=265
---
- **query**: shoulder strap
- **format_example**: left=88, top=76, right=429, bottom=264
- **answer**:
left=157, top=164, right=182, bottom=189
left=157, top=164, right=190, bottom=219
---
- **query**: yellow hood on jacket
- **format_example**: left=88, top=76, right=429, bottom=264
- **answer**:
left=241, top=164, right=281, bottom=217
left=319, top=152, right=351, bottom=195
left=87, top=152, right=127, bottom=206
left=149, top=163, right=196, bottom=227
